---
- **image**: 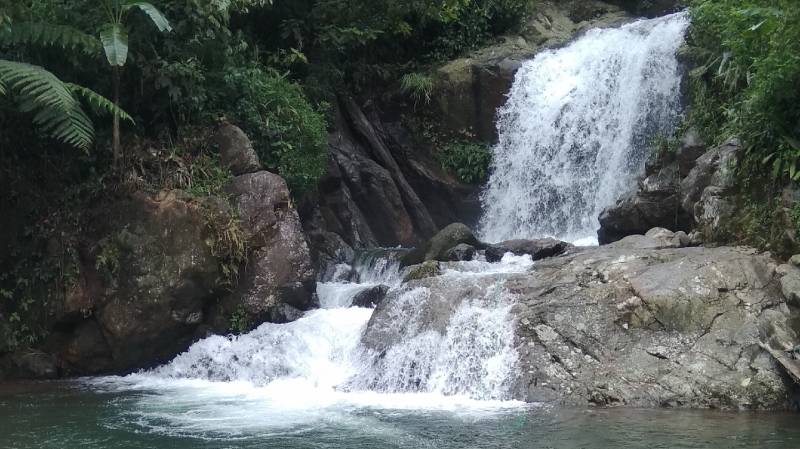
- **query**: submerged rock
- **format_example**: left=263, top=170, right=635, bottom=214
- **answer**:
left=485, top=238, right=570, bottom=262
left=402, top=261, right=442, bottom=282
left=351, top=285, right=390, bottom=308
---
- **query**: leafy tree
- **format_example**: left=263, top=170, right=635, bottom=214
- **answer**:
left=0, top=18, right=131, bottom=150
left=97, top=0, right=172, bottom=167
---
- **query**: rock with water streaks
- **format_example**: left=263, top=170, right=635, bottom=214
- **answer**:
left=364, top=244, right=800, bottom=410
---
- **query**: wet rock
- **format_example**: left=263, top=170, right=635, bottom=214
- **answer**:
left=444, top=243, right=477, bottom=262
left=607, top=0, right=685, bottom=17
left=0, top=350, right=59, bottom=379
left=402, top=261, right=442, bottom=282
left=485, top=238, right=570, bottom=262
left=268, top=304, right=304, bottom=324
left=367, top=244, right=799, bottom=409
left=402, top=223, right=481, bottom=266
left=351, top=285, right=390, bottom=308
left=211, top=123, right=261, bottom=176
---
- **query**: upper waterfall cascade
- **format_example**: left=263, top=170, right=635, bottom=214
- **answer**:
left=479, top=12, right=690, bottom=245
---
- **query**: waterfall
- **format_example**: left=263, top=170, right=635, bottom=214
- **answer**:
left=87, top=14, right=690, bottom=421
left=90, top=252, right=527, bottom=414
left=479, top=12, right=689, bottom=245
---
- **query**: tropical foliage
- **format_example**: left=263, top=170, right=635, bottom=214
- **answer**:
left=686, top=0, right=800, bottom=180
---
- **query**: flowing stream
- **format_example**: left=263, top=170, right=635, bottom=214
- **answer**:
left=480, top=12, right=689, bottom=245
left=3, top=12, right=798, bottom=449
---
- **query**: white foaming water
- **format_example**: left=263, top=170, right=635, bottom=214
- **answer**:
left=479, top=13, right=689, bottom=244
left=88, top=252, right=528, bottom=436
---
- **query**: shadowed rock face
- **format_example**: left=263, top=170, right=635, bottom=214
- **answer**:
left=364, top=243, right=800, bottom=409
left=2, top=167, right=316, bottom=378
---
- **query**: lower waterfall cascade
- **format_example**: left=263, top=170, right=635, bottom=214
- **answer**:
left=89, top=253, right=531, bottom=436
left=479, top=12, right=690, bottom=245
left=88, top=12, right=691, bottom=432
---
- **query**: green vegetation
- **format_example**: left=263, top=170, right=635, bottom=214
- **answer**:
left=683, top=0, right=800, bottom=254
left=686, top=0, right=800, bottom=181
left=400, top=72, right=434, bottom=106
left=437, top=140, right=492, bottom=184
left=228, top=305, right=251, bottom=334
left=221, top=66, right=327, bottom=193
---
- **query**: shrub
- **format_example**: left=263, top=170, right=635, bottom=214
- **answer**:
left=687, top=0, right=800, bottom=180
left=400, top=72, right=434, bottom=106
left=437, top=140, right=492, bottom=184
left=221, top=65, right=328, bottom=194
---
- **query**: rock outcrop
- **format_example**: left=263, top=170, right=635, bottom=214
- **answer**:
left=1, top=166, right=315, bottom=378
left=433, top=1, right=631, bottom=141
left=598, top=131, right=742, bottom=245
left=218, top=171, right=316, bottom=324
left=211, top=123, right=261, bottom=176
left=365, top=241, right=800, bottom=409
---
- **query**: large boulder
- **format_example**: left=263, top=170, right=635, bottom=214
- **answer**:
left=401, top=223, right=481, bottom=266
left=93, top=190, right=226, bottom=371
left=598, top=142, right=695, bottom=244
left=444, top=243, right=477, bottom=262
left=223, top=171, right=316, bottom=322
left=362, top=244, right=800, bottom=409
left=211, top=123, right=261, bottom=176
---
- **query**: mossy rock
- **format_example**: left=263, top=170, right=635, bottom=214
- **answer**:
left=403, top=261, right=442, bottom=282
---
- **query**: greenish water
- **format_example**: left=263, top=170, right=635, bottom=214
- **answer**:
left=1, top=381, right=799, bottom=449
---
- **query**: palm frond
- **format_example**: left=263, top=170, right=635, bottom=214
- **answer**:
left=0, top=59, right=94, bottom=149
left=0, top=22, right=100, bottom=55
left=67, top=83, right=134, bottom=124
left=124, top=2, right=173, bottom=32
left=100, top=24, right=129, bottom=66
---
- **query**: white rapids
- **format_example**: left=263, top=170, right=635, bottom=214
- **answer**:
left=87, top=253, right=532, bottom=435
left=479, top=12, right=689, bottom=245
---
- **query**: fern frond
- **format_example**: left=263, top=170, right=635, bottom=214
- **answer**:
left=0, top=22, right=100, bottom=55
left=0, top=59, right=94, bottom=149
left=0, top=60, right=76, bottom=112
left=67, top=83, right=134, bottom=124
left=32, top=102, right=95, bottom=150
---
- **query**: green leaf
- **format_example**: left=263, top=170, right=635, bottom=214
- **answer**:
left=67, top=83, right=134, bottom=123
left=124, top=2, right=172, bottom=32
left=100, top=24, right=129, bottom=67
left=0, top=59, right=95, bottom=150
left=0, top=22, right=100, bottom=55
